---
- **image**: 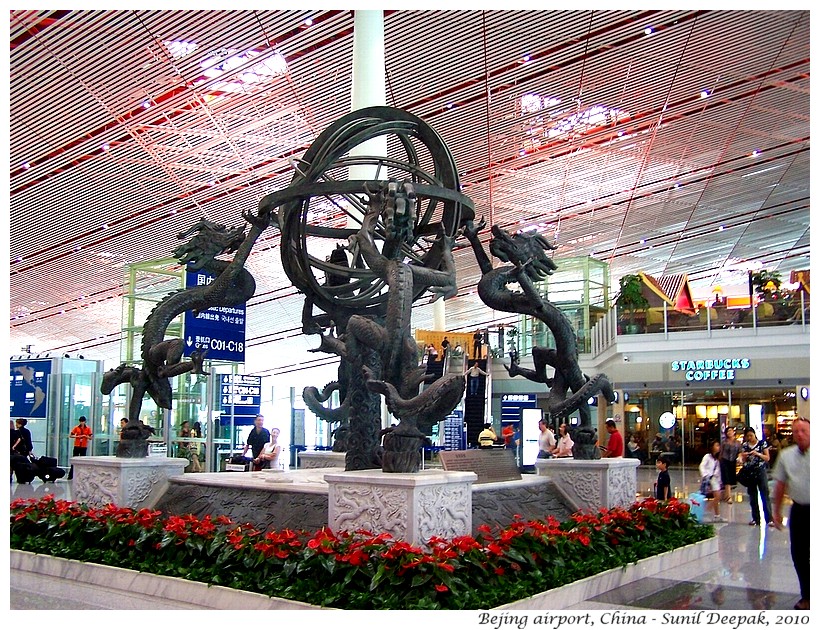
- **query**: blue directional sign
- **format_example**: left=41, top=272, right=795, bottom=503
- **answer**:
left=10, top=360, right=51, bottom=419
left=220, top=374, right=262, bottom=425
left=183, top=268, right=247, bottom=362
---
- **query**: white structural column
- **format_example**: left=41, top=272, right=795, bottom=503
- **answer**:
left=348, top=9, right=387, bottom=187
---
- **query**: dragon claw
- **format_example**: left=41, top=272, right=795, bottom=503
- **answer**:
left=190, top=348, right=210, bottom=375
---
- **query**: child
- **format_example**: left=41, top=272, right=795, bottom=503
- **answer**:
left=655, top=456, right=671, bottom=500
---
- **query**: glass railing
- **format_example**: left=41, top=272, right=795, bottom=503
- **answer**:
left=590, top=296, right=810, bottom=355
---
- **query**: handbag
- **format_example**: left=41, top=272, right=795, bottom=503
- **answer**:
left=699, top=476, right=712, bottom=495
left=736, top=463, right=756, bottom=488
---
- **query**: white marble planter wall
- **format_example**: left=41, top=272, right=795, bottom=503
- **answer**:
left=10, top=550, right=324, bottom=610
left=11, top=536, right=717, bottom=610
left=325, top=469, right=477, bottom=547
left=534, top=457, right=640, bottom=510
left=71, top=456, right=188, bottom=509
left=496, top=536, right=719, bottom=609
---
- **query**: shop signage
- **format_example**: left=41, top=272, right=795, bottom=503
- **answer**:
left=671, top=358, right=750, bottom=382
left=659, top=412, right=676, bottom=429
left=183, top=268, right=247, bottom=362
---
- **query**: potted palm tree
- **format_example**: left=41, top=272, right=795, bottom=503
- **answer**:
left=615, top=274, right=649, bottom=334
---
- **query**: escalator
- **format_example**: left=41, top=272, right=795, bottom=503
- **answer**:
left=464, top=358, right=490, bottom=447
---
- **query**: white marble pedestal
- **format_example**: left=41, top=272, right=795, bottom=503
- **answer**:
left=298, top=451, right=346, bottom=469
left=325, top=469, right=477, bottom=546
left=70, top=456, right=188, bottom=509
left=534, top=457, right=640, bottom=511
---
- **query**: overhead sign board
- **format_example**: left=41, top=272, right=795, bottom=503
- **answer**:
left=10, top=360, right=51, bottom=418
left=220, top=374, right=261, bottom=425
left=183, top=268, right=247, bottom=363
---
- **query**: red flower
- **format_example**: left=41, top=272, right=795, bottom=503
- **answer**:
left=434, top=584, right=449, bottom=592
left=494, top=567, right=505, bottom=575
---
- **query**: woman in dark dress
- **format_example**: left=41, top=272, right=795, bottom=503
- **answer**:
left=739, top=427, right=773, bottom=527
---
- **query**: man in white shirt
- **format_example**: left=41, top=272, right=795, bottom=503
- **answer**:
left=537, top=419, right=556, bottom=458
left=772, top=416, right=810, bottom=611
left=465, top=361, right=488, bottom=397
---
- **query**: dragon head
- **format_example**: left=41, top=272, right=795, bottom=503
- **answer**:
left=489, top=224, right=558, bottom=281
left=173, top=218, right=247, bottom=270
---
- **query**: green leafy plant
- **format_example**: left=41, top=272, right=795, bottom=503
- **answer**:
left=10, top=495, right=711, bottom=610
left=615, top=274, right=650, bottom=327
left=750, top=269, right=782, bottom=299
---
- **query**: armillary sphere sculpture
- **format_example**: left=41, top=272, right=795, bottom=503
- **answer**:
left=256, top=106, right=475, bottom=472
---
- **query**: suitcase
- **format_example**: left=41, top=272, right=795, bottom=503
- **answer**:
left=687, top=492, right=707, bottom=524
left=38, top=466, right=66, bottom=482
left=225, top=454, right=251, bottom=472
left=12, top=457, right=37, bottom=484
left=35, top=456, right=58, bottom=469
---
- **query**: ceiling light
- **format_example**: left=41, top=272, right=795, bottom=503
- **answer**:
left=142, top=100, right=151, bottom=108
left=22, top=162, right=31, bottom=169
left=101, top=143, right=109, bottom=151
left=699, top=89, right=710, bottom=98
left=674, top=182, right=681, bottom=189
left=74, top=245, right=82, bottom=252
left=644, top=27, right=653, bottom=35
left=15, top=256, right=22, bottom=262
left=163, top=40, right=198, bottom=60
left=718, top=225, right=725, bottom=231
left=522, top=55, right=530, bottom=62
left=101, top=223, right=108, bottom=229
left=640, top=239, right=646, bottom=244
left=751, top=149, right=761, bottom=157
left=304, top=18, right=313, bottom=26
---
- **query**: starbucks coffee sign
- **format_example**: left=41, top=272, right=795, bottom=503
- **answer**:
left=671, top=358, right=750, bottom=382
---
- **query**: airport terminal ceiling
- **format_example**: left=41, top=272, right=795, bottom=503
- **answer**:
left=9, top=9, right=810, bottom=378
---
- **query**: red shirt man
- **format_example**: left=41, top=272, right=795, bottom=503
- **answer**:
left=70, top=416, right=93, bottom=456
left=602, top=419, right=624, bottom=458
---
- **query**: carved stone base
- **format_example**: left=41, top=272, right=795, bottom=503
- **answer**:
left=298, top=451, right=346, bottom=469
left=325, top=469, right=477, bottom=547
left=70, top=456, right=188, bottom=509
left=534, top=457, right=640, bottom=511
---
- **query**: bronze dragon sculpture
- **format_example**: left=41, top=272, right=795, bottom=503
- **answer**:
left=101, top=211, right=268, bottom=456
left=463, top=219, right=614, bottom=458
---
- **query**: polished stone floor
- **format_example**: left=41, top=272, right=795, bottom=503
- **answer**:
left=9, top=464, right=805, bottom=610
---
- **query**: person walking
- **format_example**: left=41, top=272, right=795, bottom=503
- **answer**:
left=464, top=361, right=488, bottom=397
left=478, top=423, right=497, bottom=448
left=472, top=329, right=483, bottom=359
left=242, top=415, right=270, bottom=471
left=13, top=418, right=33, bottom=457
left=601, top=419, right=624, bottom=458
left=655, top=456, right=671, bottom=500
left=772, top=417, right=810, bottom=610
left=67, top=416, right=92, bottom=480
left=739, top=427, right=774, bottom=527
left=699, top=440, right=726, bottom=522
left=441, top=336, right=450, bottom=359
left=552, top=423, right=574, bottom=457
left=254, top=427, right=282, bottom=470
left=537, top=419, right=556, bottom=459
left=719, top=426, right=741, bottom=503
